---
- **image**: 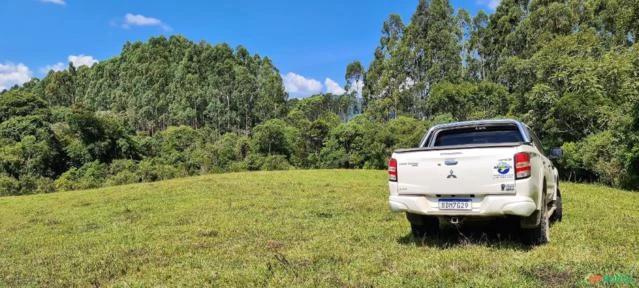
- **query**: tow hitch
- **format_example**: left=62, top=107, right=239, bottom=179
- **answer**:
left=449, top=216, right=462, bottom=225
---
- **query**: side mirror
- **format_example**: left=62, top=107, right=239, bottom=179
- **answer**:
left=548, top=147, right=563, bottom=160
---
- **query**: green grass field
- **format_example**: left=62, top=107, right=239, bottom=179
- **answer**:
left=1, top=170, right=638, bottom=287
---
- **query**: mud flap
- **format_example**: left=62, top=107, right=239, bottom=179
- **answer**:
left=520, top=209, right=541, bottom=229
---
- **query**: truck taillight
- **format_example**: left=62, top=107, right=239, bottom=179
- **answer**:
left=514, top=152, right=531, bottom=179
left=388, top=158, right=398, bottom=182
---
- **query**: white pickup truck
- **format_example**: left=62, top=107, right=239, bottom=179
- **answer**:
left=388, top=119, right=563, bottom=244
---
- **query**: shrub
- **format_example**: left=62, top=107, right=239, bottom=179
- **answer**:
left=54, top=161, right=108, bottom=191
left=243, top=154, right=265, bottom=171
left=19, top=175, right=55, bottom=194
left=137, top=158, right=184, bottom=182
left=209, top=133, right=244, bottom=171
left=105, top=159, right=140, bottom=186
left=0, top=175, right=20, bottom=196
left=250, top=119, right=299, bottom=159
left=105, top=170, right=140, bottom=186
left=260, top=155, right=291, bottom=171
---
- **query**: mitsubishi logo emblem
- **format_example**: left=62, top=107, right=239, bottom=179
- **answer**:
left=447, top=169, right=457, bottom=179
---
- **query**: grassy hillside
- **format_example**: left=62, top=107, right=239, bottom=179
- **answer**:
left=1, top=170, right=638, bottom=287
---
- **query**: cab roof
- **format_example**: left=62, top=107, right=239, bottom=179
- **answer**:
left=431, top=119, right=524, bottom=130
left=422, top=119, right=532, bottom=146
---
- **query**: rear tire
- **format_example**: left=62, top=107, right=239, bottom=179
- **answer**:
left=550, top=189, right=563, bottom=222
left=406, top=213, right=439, bottom=238
left=522, top=194, right=550, bottom=245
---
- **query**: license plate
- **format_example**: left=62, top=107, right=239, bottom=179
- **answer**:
left=438, top=199, right=472, bottom=210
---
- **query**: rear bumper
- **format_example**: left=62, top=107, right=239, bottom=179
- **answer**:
left=388, top=195, right=536, bottom=217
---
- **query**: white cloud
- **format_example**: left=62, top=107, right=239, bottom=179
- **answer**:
left=40, top=0, right=66, bottom=5
left=40, top=62, right=66, bottom=74
left=283, top=72, right=322, bottom=98
left=0, top=63, right=32, bottom=92
left=123, top=13, right=171, bottom=31
left=324, top=78, right=345, bottom=95
left=284, top=73, right=357, bottom=98
left=68, top=54, right=98, bottom=67
left=477, top=0, right=500, bottom=10
left=124, top=13, right=161, bottom=26
left=40, top=54, right=98, bottom=74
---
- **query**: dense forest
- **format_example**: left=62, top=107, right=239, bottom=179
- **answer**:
left=1, top=0, right=638, bottom=195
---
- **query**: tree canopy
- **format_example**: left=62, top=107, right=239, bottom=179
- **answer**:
left=362, top=0, right=639, bottom=188
left=26, top=35, right=287, bottom=134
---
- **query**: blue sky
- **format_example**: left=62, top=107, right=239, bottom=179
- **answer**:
left=0, top=0, right=498, bottom=96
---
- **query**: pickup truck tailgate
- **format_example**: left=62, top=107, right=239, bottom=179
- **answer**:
left=395, top=147, right=518, bottom=195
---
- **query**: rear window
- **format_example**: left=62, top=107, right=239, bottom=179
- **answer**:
left=432, top=125, right=523, bottom=147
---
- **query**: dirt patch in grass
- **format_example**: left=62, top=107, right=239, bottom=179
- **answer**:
left=196, top=229, right=219, bottom=238
left=521, top=266, right=574, bottom=287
